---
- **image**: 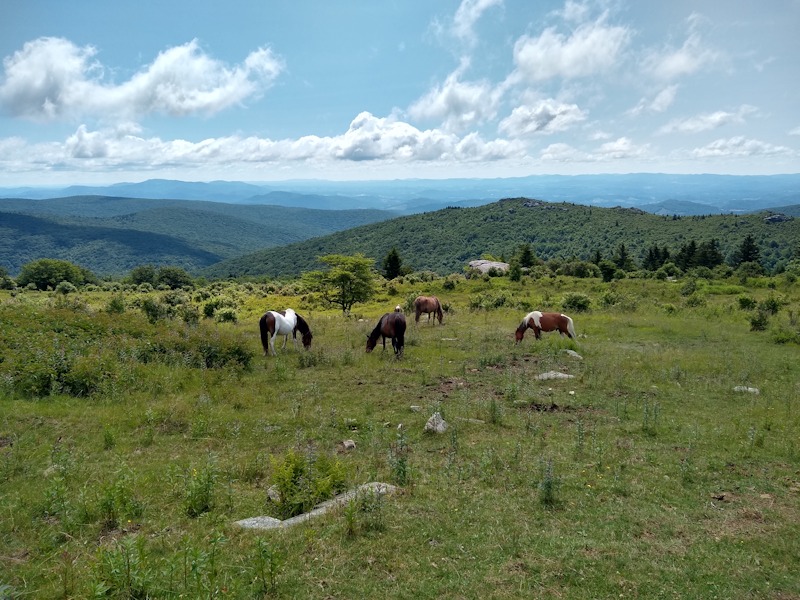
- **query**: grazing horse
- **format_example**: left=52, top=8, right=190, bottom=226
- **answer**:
left=515, top=311, right=576, bottom=343
left=259, top=309, right=313, bottom=356
left=366, top=312, right=406, bottom=356
left=413, top=295, right=443, bottom=325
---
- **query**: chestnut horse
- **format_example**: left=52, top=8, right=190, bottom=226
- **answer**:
left=515, top=311, right=576, bottom=343
left=413, top=295, right=443, bottom=325
left=259, top=309, right=313, bottom=356
left=366, top=312, right=406, bottom=356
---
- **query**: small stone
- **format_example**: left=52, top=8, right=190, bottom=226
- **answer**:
left=410, top=405, right=422, bottom=412
left=424, top=412, right=448, bottom=434
left=733, top=386, right=760, bottom=394
left=339, top=439, right=356, bottom=451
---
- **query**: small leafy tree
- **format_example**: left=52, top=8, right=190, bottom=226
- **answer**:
left=303, top=254, right=376, bottom=314
left=155, top=266, right=193, bottom=289
left=16, top=259, right=95, bottom=290
left=129, top=264, right=157, bottom=285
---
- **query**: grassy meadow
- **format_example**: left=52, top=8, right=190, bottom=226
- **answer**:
left=1, top=272, right=799, bottom=598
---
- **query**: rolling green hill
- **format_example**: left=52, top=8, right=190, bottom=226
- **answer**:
left=0, top=196, right=396, bottom=276
left=203, top=198, right=800, bottom=278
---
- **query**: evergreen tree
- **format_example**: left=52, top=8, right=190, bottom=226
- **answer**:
left=674, top=240, right=698, bottom=271
left=734, top=234, right=761, bottom=266
left=382, top=247, right=403, bottom=280
left=612, top=243, right=634, bottom=271
left=518, top=243, right=535, bottom=268
left=696, top=239, right=724, bottom=268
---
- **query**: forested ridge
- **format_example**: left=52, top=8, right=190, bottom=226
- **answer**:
left=204, top=198, right=800, bottom=278
left=0, top=196, right=395, bottom=276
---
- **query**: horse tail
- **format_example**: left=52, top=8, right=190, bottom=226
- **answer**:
left=564, top=314, right=576, bottom=339
left=258, top=314, right=271, bottom=355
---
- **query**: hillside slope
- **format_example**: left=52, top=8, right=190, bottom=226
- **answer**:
left=203, top=198, right=800, bottom=278
left=0, top=196, right=396, bottom=275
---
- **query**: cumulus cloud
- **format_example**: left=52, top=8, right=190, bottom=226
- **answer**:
left=498, top=99, right=586, bottom=137
left=691, top=136, right=791, bottom=158
left=642, top=13, right=719, bottom=80
left=595, top=137, right=649, bottom=160
left=0, top=37, right=284, bottom=122
left=512, top=17, right=629, bottom=82
left=659, top=105, right=756, bottom=134
left=407, top=60, right=501, bottom=133
left=0, top=112, right=526, bottom=175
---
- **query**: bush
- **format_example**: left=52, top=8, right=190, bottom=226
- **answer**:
left=55, top=280, right=77, bottom=295
left=738, top=296, right=757, bottom=310
left=268, top=449, right=348, bottom=519
left=562, top=292, right=591, bottom=312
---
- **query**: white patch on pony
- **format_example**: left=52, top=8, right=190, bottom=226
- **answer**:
left=530, top=311, right=543, bottom=329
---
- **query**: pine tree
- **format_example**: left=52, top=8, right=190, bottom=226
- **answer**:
left=382, top=247, right=403, bottom=280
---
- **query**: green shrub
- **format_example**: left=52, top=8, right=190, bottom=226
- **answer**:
left=268, top=449, right=348, bottom=519
left=562, top=292, right=591, bottom=312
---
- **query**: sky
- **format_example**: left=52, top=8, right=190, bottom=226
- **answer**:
left=1, top=0, right=798, bottom=186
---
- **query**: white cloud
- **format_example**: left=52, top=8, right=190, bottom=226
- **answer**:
left=452, top=0, right=503, bottom=45
left=0, top=112, right=526, bottom=175
left=691, top=136, right=792, bottom=158
left=595, top=137, right=649, bottom=160
left=0, top=37, right=284, bottom=122
left=512, top=17, right=629, bottom=82
left=789, top=126, right=800, bottom=136
left=407, top=60, right=501, bottom=133
left=659, top=105, right=756, bottom=134
left=498, top=99, right=586, bottom=137
left=540, top=142, right=587, bottom=163
left=643, top=13, right=719, bottom=80
left=650, top=85, right=678, bottom=113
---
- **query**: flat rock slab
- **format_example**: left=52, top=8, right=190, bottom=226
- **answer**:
left=235, top=482, right=397, bottom=531
left=535, top=371, right=575, bottom=381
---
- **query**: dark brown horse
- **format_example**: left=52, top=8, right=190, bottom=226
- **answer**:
left=366, top=312, right=406, bottom=356
left=259, top=309, right=313, bottom=356
left=515, top=311, right=576, bottom=343
left=413, top=295, right=443, bottom=325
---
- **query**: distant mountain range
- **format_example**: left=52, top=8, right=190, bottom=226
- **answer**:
left=3, top=173, right=799, bottom=215
left=2, top=174, right=798, bottom=278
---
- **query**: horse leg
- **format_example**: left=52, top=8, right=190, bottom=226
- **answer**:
left=415, top=310, right=420, bottom=324
left=534, top=327, right=541, bottom=340
left=269, top=332, right=278, bottom=356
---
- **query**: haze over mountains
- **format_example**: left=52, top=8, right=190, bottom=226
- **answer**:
left=3, top=173, right=800, bottom=216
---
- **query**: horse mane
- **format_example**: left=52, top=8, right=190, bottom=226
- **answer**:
left=368, top=315, right=385, bottom=343
left=294, top=313, right=310, bottom=335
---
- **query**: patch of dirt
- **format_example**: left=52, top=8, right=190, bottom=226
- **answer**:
left=518, top=401, right=577, bottom=413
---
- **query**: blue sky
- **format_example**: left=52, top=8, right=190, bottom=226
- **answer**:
left=1, top=0, right=798, bottom=185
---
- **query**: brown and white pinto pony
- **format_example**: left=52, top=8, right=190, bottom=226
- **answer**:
left=366, top=312, right=406, bottom=356
left=413, top=295, right=443, bottom=325
left=259, top=309, right=313, bottom=356
left=515, top=311, right=576, bottom=343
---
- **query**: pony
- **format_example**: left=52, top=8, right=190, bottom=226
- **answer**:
left=515, top=311, right=576, bottom=343
left=413, top=295, right=443, bottom=325
left=259, top=309, right=313, bottom=356
left=366, top=312, right=406, bottom=356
